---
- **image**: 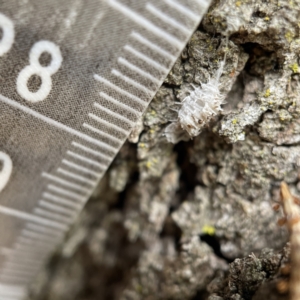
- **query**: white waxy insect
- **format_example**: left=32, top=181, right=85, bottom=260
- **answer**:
left=165, top=59, right=226, bottom=143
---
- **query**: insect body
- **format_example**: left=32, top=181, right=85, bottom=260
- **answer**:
left=178, top=61, right=225, bottom=136
left=165, top=60, right=226, bottom=142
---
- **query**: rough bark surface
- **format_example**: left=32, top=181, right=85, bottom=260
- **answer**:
left=28, top=0, right=300, bottom=299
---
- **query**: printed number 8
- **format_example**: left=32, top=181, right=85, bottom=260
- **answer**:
left=17, top=41, right=63, bottom=103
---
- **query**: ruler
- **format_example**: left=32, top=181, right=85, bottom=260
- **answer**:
left=0, top=0, right=211, bottom=298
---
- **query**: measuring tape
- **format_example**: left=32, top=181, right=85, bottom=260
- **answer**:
left=0, top=0, right=211, bottom=298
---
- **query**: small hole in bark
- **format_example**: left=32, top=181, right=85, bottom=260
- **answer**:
left=252, top=10, right=267, bottom=18
left=200, top=234, right=234, bottom=263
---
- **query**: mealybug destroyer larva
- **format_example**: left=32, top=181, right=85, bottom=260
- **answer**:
left=165, top=39, right=228, bottom=143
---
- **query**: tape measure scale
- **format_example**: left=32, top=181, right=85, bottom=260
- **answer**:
left=0, top=0, right=211, bottom=298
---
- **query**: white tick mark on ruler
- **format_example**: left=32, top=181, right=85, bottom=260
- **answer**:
left=0, top=270, right=34, bottom=282
left=38, top=200, right=77, bottom=216
left=0, top=248, right=12, bottom=256
left=0, top=268, right=38, bottom=281
left=26, top=222, right=65, bottom=237
left=0, top=205, right=67, bottom=230
left=194, top=0, right=210, bottom=10
left=17, top=237, right=56, bottom=251
left=42, top=192, right=82, bottom=209
left=3, top=260, right=40, bottom=273
left=94, top=74, right=146, bottom=107
left=72, top=141, right=112, bottom=161
left=107, top=0, right=183, bottom=49
left=88, top=113, right=128, bottom=135
left=4, top=247, right=49, bottom=262
left=0, top=284, right=26, bottom=297
left=0, top=271, right=24, bottom=280
left=0, top=279, right=30, bottom=289
left=13, top=242, right=53, bottom=252
left=118, top=57, right=160, bottom=84
left=3, top=260, right=44, bottom=274
left=111, top=69, right=153, bottom=94
left=146, top=3, right=190, bottom=35
left=21, top=228, right=60, bottom=242
left=21, top=228, right=59, bottom=240
left=0, top=274, right=29, bottom=285
left=61, top=160, right=102, bottom=178
left=0, top=295, right=20, bottom=300
left=0, top=94, right=109, bottom=150
left=99, top=92, right=140, bottom=116
left=18, top=235, right=56, bottom=246
left=0, top=273, right=29, bottom=284
left=3, top=257, right=40, bottom=267
left=47, top=184, right=86, bottom=202
left=0, top=294, right=19, bottom=300
left=67, top=151, right=106, bottom=169
left=33, top=208, right=73, bottom=224
left=0, top=295, right=22, bottom=300
left=162, top=0, right=199, bottom=22
left=4, top=260, right=38, bottom=271
left=57, top=168, right=97, bottom=186
left=2, top=268, right=38, bottom=283
left=0, top=294, right=23, bottom=300
left=11, top=243, right=50, bottom=255
left=124, top=45, right=169, bottom=73
left=92, top=103, right=134, bottom=127
left=0, top=268, right=35, bottom=277
left=0, top=268, right=33, bottom=282
left=83, top=123, right=123, bottom=144
left=130, top=31, right=175, bottom=61
left=42, top=173, right=91, bottom=194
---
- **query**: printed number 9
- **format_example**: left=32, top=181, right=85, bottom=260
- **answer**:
left=0, top=13, right=13, bottom=192
left=0, top=152, right=12, bottom=193
left=0, top=13, right=14, bottom=56
left=17, top=41, right=63, bottom=103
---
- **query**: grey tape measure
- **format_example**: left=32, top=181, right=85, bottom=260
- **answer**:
left=0, top=0, right=211, bottom=298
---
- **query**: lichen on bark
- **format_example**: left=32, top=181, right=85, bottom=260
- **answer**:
left=28, top=0, right=300, bottom=299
